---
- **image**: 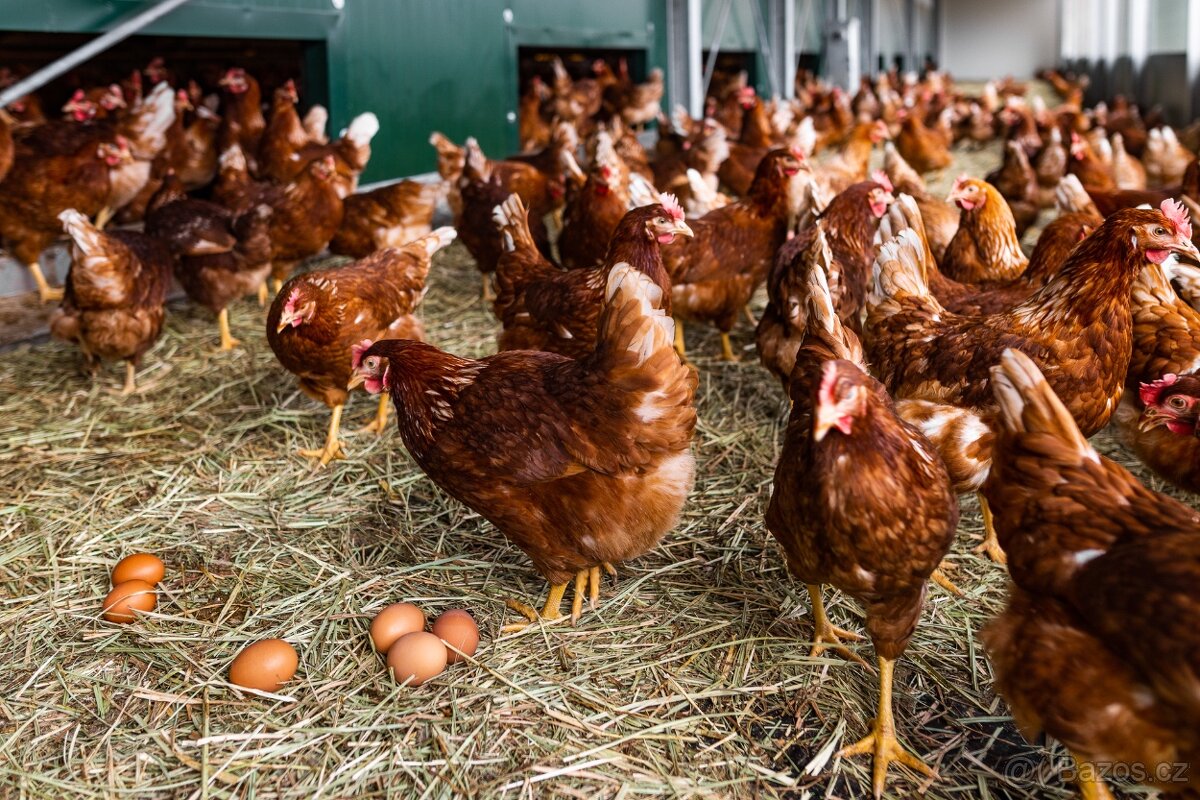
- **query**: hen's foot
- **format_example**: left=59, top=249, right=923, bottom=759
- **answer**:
left=930, top=561, right=964, bottom=596
left=299, top=404, right=346, bottom=468
left=28, top=263, right=63, bottom=303
left=837, top=724, right=935, bottom=800
left=973, top=495, right=1007, bottom=565
left=837, top=657, right=936, bottom=800
left=807, top=584, right=867, bottom=665
left=502, top=582, right=568, bottom=632
left=355, top=394, right=390, bottom=435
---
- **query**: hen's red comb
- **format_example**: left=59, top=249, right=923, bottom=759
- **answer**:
left=1140, top=373, right=1179, bottom=406
left=351, top=338, right=374, bottom=370
left=1161, top=198, right=1193, bottom=240
left=871, top=170, right=894, bottom=194
left=952, top=173, right=970, bottom=192
left=660, top=193, right=685, bottom=221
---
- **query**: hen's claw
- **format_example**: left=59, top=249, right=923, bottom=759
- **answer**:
left=28, top=263, right=63, bottom=304
left=502, top=582, right=567, bottom=632
left=807, top=584, right=868, bottom=665
left=930, top=562, right=964, bottom=596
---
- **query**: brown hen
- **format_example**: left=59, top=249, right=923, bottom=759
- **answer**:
left=50, top=210, right=171, bottom=394
left=766, top=266, right=957, bottom=798
left=981, top=349, right=1200, bottom=800
left=351, top=262, right=697, bottom=629
left=266, top=229, right=452, bottom=466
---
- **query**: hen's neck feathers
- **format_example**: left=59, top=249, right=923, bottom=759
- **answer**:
left=382, top=341, right=477, bottom=454
left=1012, top=224, right=1143, bottom=324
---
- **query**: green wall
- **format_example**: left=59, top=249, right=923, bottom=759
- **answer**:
left=328, top=0, right=667, bottom=180
left=2, top=0, right=780, bottom=180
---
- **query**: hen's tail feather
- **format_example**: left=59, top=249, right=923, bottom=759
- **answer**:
left=990, top=349, right=1094, bottom=459
left=871, top=228, right=936, bottom=304
left=804, top=243, right=864, bottom=367
left=878, top=194, right=937, bottom=280
left=59, top=209, right=106, bottom=260
left=411, top=226, right=457, bottom=258
left=627, top=172, right=661, bottom=209
left=492, top=194, right=535, bottom=255
left=1055, top=174, right=1098, bottom=216
left=593, top=264, right=691, bottom=403
left=345, top=112, right=380, bottom=146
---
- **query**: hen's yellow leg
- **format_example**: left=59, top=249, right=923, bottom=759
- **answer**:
left=272, top=278, right=284, bottom=296
left=503, top=581, right=568, bottom=632
left=28, top=262, right=63, bottom=303
left=120, top=362, right=137, bottom=395
left=257, top=282, right=270, bottom=307
left=217, top=308, right=241, bottom=351
left=481, top=274, right=494, bottom=303
left=807, top=584, right=867, bottom=665
left=1069, top=753, right=1116, bottom=800
left=837, top=657, right=936, bottom=799
left=298, top=404, right=346, bottom=467
left=673, top=318, right=686, bottom=359
left=973, top=494, right=1007, bottom=564
left=720, top=332, right=739, bottom=362
left=743, top=303, right=758, bottom=327
left=356, top=393, right=390, bottom=435
left=570, top=570, right=588, bottom=624
left=94, top=206, right=114, bottom=230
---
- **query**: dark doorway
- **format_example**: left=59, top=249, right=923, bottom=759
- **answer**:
left=517, top=45, right=648, bottom=99
left=0, top=32, right=328, bottom=114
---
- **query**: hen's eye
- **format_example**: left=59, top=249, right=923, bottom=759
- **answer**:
left=656, top=217, right=666, bottom=225
left=1168, top=396, right=1187, bottom=408
left=1155, top=227, right=1167, bottom=236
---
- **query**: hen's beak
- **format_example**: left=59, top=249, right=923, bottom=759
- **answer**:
left=1173, top=238, right=1200, bottom=267
left=275, top=311, right=294, bottom=334
left=673, top=220, right=695, bottom=238
left=1138, top=408, right=1165, bottom=432
left=813, top=403, right=839, bottom=442
left=347, top=371, right=366, bottom=390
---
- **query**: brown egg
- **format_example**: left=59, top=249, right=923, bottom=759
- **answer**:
left=369, top=602, right=425, bottom=653
left=102, top=580, right=157, bottom=623
left=228, top=639, right=299, bottom=693
left=387, top=631, right=447, bottom=686
left=432, top=610, right=479, bottom=664
left=112, top=553, right=165, bottom=587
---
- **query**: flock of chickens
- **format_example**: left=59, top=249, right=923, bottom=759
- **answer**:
left=3, top=57, right=1200, bottom=798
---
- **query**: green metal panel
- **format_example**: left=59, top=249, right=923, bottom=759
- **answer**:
left=0, top=0, right=673, bottom=179
left=0, top=0, right=341, bottom=40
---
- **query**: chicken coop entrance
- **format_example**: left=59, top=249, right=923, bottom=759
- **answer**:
left=0, top=32, right=329, bottom=116
left=517, top=45, right=650, bottom=102
left=702, top=50, right=758, bottom=102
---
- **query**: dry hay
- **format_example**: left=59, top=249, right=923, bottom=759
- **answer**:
left=0, top=139, right=1192, bottom=799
